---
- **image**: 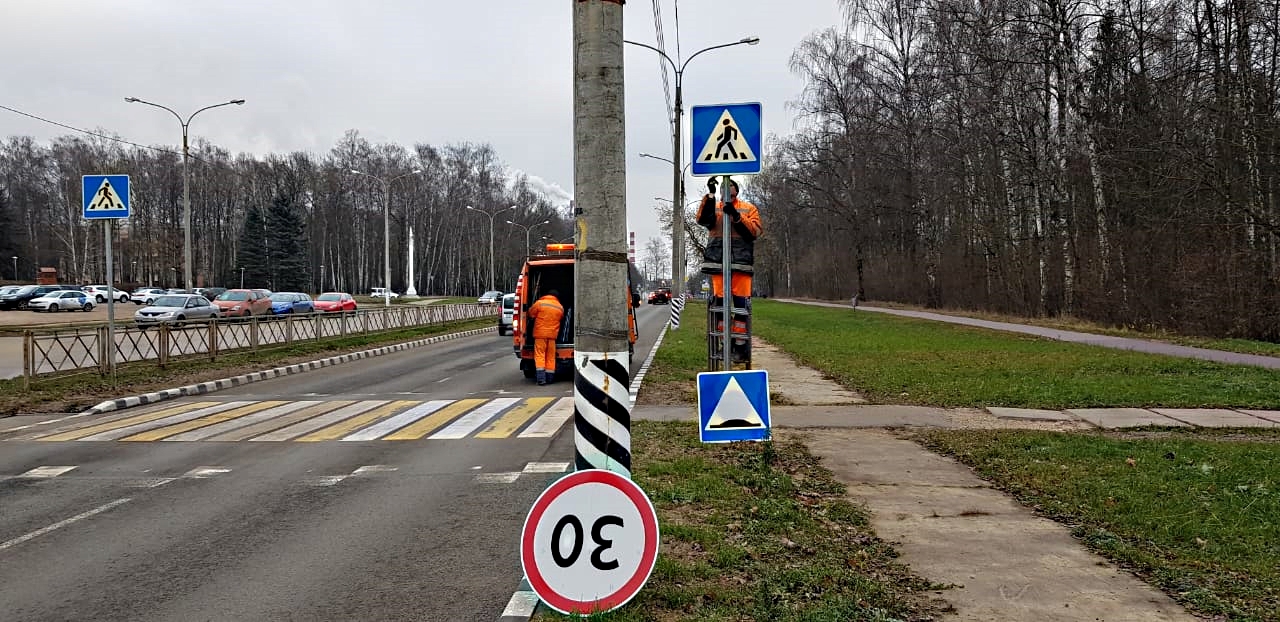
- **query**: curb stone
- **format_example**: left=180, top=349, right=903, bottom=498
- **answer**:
left=80, top=326, right=496, bottom=416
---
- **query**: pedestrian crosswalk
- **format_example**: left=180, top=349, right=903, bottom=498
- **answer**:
left=3, top=397, right=577, bottom=443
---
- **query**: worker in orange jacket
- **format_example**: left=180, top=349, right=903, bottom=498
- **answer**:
left=526, top=290, right=564, bottom=385
left=697, top=177, right=762, bottom=360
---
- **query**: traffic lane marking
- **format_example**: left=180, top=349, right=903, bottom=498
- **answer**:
left=383, top=399, right=485, bottom=440
left=204, top=400, right=354, bottom=441
left=476, top=397, right=556, bottom=439
left=295, top=400, right=419, bottom=442
left=0, top=498, right=132, bottom=552
left=249, top=401, right=390, bottom=442
left=340, top=400, right=451, bottom=441
left=76, top=402, right=256, bottom=442
left=25, top=402, right=221, bottom=442
left=428, top=398, right=521, bottom=440
left=162, top=401, right=322, bottom=441
left=120, top=401, right=290, bottom=442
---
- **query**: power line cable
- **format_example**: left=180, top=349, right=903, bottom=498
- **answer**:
left=0, top=103, right=183, bottom=157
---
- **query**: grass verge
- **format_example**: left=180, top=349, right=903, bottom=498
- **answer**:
left=534, top=421, right=947, bottom=621
left=636, top=308, right=706, bottom=405
left=754, top=300, right=1280, bottom=409
left=917, top=428, right=1280, bottom=621
left=0, top=318, right=492, bottom=416
left=858, top=299, right=1280, bottom=359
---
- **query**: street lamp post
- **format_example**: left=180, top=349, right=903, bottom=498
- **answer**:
left=467, top=205, right=515, bottom=292
left=350, top=169, right=423, bottom=306
left=239, top=266, right=245, bottom=289
left=10, top=256, right=16, bottom=281
left=125, top=97, right=245, bottom=292
left=319, top=264, right=325, bottom=292
left=506, top=219, right=551, bottom=257
left=626, top=36, right=758, bottom=302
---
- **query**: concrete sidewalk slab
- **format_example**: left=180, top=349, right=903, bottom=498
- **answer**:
left=751, top=339, right=865, bottom=405
left=1067, top=408, right=1188, bottom=428
left=1238, top=409, right=1280, bottom=424
left=1154, top=408, right=1279, bottom=428
left=800, top=429, right=1196, bottom=622
left=986, top=407, right=1075, bottom=422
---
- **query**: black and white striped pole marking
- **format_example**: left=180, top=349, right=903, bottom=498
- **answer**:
left=668, top=295, right=684, bottom=329
left=574, top=354, right=632, bottom=477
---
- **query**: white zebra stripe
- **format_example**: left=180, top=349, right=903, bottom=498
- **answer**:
left=249, top=400, right=389, bottom=441
left=340, top=400, right=451, bottom=441
left=163, top=401, right=320, bottom=441
left=428, top=398, right=521, bottom=440
left=517, top=397, right=574, bottom=438
left=77, top=402, right=253, bottom=441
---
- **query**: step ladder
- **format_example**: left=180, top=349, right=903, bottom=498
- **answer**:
left=706, top=295, right=752, bottom=371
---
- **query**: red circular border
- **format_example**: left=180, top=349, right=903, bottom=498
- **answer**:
left=520, top=469, right=660, bottom=615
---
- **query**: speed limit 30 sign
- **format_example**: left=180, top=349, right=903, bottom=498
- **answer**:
left=520, top=469, right=660, bottom=615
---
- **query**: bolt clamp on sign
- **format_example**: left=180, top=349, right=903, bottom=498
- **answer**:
left=521, top=469, right=659, bottom=615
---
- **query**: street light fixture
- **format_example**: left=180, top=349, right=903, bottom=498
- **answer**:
left=506, top=219, right=552, bottom=257
left=10, top=256, right=16, bottom=281
left=125, top=96, right=245, bottom=292
left=350, top=168, right=423, bottom=306
left=625, top=36, right=759, bottom=303
left=467, top=205, right=515, bottom=292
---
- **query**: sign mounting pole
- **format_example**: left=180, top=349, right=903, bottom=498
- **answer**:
left=83, top=174, right=130, bottom=385
left=721, top=175, right=732, bottom=371
left=104, top=220, right=116, bottom=382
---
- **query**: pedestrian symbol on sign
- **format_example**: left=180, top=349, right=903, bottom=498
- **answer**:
left=696, top=109, right=757, bottom=164
left=86, top=178, right=126, bottom=211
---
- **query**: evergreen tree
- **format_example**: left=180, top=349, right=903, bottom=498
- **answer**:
left=265, top=194, right=309, bottom=292
left=235, top=206, right=269, bottom=289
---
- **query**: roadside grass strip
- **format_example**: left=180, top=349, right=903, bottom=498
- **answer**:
left=635, top=309, right=706, bottom=406
left=918, top=428, right=1280, bottom=621
left=755, top=300, right=1280, bottom=409
left=533, top=421, right=946, bottom=621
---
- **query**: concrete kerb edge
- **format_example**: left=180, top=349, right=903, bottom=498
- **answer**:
left=79, top=326, right=496, bottom=416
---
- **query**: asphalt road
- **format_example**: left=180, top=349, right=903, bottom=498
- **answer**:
left=0, top=305, right=671, bottom=622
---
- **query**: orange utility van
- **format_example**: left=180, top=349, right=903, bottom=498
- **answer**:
left=512, top=243, right=640, bottom=380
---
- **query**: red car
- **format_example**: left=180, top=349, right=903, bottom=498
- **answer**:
left=313, top=292, right=357, bottom=312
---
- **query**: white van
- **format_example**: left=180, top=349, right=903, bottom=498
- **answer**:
left=370, top=287, right=399, bottom=299
left=498, top=293, right=516, bottom=335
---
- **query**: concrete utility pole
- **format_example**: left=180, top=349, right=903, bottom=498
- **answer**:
left=573, top=0, right=631, bottom=477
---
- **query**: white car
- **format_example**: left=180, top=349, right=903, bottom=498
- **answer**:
left=370, top=287, right=400, bottom=299
left=27, top=290, right=94, bottom=312
left=83, top=285, right=130, bottom=303
left=498, top=293, right=516, bottom=335
left=131, top=288, right=166, bottom=305
left=477, top=290, right=503, bottom=305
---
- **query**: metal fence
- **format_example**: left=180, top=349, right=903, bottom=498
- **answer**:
left=22, top=304, right=497, bottom=382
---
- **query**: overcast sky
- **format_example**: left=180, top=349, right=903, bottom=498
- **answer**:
left=1, top=0, right=843, bottom=254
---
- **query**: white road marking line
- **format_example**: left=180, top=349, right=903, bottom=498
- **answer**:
left=501, top=591, right=539, bottom=617
left=77, top=401, right=253, bottom=441
left=182, top=466, right=232, bottom=479
left=125, top=477, right=177, bottom=488
left=309, top=475, right=348, bottom=487
left=340, top=400, right=451, bottom=441
left=1, top=411, right=98, bottom=432
left=629, top=319, right=669, bottom=404
left=437, top=377, right=452, bottom=383
left=517, top=397, right=574, bottom=438
left=18, top=466, right=77, bottom=479
left=474, top=472, right=520, bottom=484
left=0, top=498, right=132, bottom=552
left=250, top=400, right=389, bottom=442
left=351, top=465, right=398, bottom=475
left=163, top=401, right=319, bottom=441
left=428, top=397, right=521, bottom=440
left=522, top=462, right=570, bottom=474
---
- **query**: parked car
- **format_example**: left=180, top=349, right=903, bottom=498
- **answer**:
left=131, top=288, right=167, bottom=305
left=370, top=287, right=400, bottom=299
left=497, top=293, right=516, bottom=335
left=28, top=289, right=93, bottom=312
left=477, top=290, right=503, bottom=305
left=313, top=292, right=357, bottom=312
left=83, top=285, right=130, bottom=303
left=648, top=288, right=672, bottom=305
left=1, top=285, right=67, bottom=310
left=212, top=289, right=272, bottom=317
left=135, top=294, right=220, bottom=327
left=195, top=287, right=226, bottom=300
left=269, top=292, right=315, bottom=315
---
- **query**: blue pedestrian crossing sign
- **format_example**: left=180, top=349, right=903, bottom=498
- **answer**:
left=83, top=175, right=130, bottom=220
left=697, top=369, right=771, bottom=443
left=690, top=102, right=762, bottom=176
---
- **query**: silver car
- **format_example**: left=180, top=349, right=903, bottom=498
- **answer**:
left=28, top=290, right=93, bottom=312
left=135, top=294, right=220, bottom=327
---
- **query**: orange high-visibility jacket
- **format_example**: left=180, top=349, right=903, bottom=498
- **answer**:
left=697, top=196, right=762, bottom=269
left=527, top=295, right=564, bottom=340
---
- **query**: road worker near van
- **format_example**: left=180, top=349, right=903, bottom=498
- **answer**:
left=526, top=289, right=564, bottom=385
left=697, top=177, right=762, bottom=360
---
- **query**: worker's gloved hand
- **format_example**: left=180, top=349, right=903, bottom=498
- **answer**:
left=707, top=178, right=718, bottom=195
left=721, top=202, right=739, bottom=220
